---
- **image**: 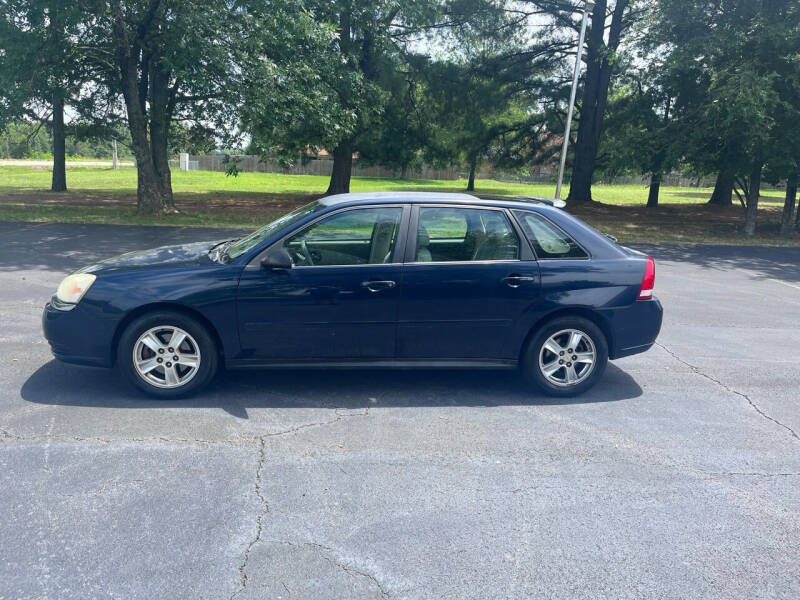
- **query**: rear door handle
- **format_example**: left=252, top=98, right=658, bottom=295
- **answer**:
left=361, top=280, right=396, bottom=292
left=502, top=274, right=536, bottom=288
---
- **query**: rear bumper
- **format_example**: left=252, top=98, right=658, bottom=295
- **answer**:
left=42, top=302, right=114, bottom=367
left=601, top=297, right=663, bottom=359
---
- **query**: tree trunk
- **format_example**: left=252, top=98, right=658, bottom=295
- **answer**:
left=50, top=94, right=67, bottom=192
left=124, top=97, right=170, bottom=214
left=110, top=0, right=171, bottom=214
left=647, top=172, right=661, bottom=208
left=466, top=157, right=477, bottom=191
left=149, top=62, right=175, bottom=209
left=122, top=86, right=170, bottom=214
left=151, top=134, right=173, bottom=208
left=708, top=169, right=734, bottom=206
left=567, top=0, right=629, bottom=204
left=326, top=142, right=353, bottom=195
left=743, top=160, right=762, bottom=237
left=322, top=10, right=356, bottom=197
left=796, top=186, right=800, bottom=228
left=780, top=172, right=797, bottom=236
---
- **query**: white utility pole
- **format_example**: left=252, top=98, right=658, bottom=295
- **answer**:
left=555, top=0, right=594, bottom=200
left=112, top=138, right=118, bottom=170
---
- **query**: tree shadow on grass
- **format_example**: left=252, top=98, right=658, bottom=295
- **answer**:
left=21, top=360, right=642, bottom=419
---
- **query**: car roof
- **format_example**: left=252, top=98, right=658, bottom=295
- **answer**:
left=319, top=191, right=561, bottom=212
left=320, top=191, right=478, bottom=204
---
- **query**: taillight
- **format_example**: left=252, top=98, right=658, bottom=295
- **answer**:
left=637, top=256, right=655, bottom=300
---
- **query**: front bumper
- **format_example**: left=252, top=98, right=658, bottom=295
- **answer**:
left=42, top=301, right=115, bottom=367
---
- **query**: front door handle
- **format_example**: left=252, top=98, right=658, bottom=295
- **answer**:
left=361, top=280, right=396, bottom=292
left=502, top=274, right=536, bottom=288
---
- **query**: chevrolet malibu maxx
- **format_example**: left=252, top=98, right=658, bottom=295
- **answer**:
left=43, top=192, right=662, bottom=398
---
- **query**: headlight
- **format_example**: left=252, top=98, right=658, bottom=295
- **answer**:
left=56, top=273, right=96, bottom=305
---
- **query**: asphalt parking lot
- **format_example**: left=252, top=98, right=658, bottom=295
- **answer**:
left=1, top=221, right=799, bottom=599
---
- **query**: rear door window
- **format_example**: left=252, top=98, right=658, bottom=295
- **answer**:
left=415, top=207, right=519, bottom=262
left=512, top=210, right=588, bottom=259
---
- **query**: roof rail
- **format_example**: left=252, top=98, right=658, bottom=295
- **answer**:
left=475, top=194, right=567, bottom=209
left=513, top=195, right=567, bottom=209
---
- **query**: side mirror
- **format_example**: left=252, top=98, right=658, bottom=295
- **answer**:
left=261, top=248, right=293, bottom=270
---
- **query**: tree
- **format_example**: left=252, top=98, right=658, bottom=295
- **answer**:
left=353, top=54, right=428, bottom=178
left=601, top=23, right=682, bottom=209
left=0, top=118, right=134, bottom=159
left=0, top=0, right=84, bottom=191
left=418, top=1, right=561, bottom=191
left=422, top=60, right=554, bottom=191
left=602, top=83, right=677, bottom=207
left=763, top=4, right=800, bottom=236
left=79, top=1, right=232, bottom=212
left=77, top=0, right=332, bottom=214
left=423, top=60, right=511, bottom=190
left=708, top=170, right=735, bottom=207
left=566, top=0, right=634, bottom=203
left=244, top=0, right=448, bottom=195
left=654, top=0, right=800, bottom=235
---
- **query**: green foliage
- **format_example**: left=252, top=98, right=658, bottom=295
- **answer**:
left=420, top=1, right=558, bottom=177
left=0, top=119, right=134, bottom=159
left=243, top=0, right=446, bottom=171
left=1, top=0, right=798, bottom=235
left=601, top=60, right=680, bottom=181
left=167, top=122, right=216, bottom=156
left=0, top=0, right=84, bottom=125
left=652, top=0, right=800, bottom=180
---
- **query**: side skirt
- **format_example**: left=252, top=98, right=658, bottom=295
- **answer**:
left=226, top=359, right=518, bottom=370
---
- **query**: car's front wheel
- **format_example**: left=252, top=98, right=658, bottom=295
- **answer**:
left=521, top=316, right=608, bottom=397
left=117, top=310, right=218, bottom=398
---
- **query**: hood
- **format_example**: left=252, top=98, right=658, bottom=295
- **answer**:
left=80, top=240, right=228, bottom=275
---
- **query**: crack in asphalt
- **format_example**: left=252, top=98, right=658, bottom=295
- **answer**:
left=263, top=407, right=370, bottom=439
left=229, top=407, right=371, bottom=599
left=306, top=542, right=392, bottom=599
left=231, top=436, right=268, bottom=600
left=0, top=429, right=252, bottom=447
left=656, top=342, right=799, bottom=442
left=0, top=408, right=372, bottom=448
left=269, top=540, right=391, bottom=599
left=703, top=471, right=800, bottom=477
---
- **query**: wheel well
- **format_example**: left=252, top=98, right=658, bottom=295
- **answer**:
left=111, top=302, right=225, bottom=365
left=519, top=308, right=614, bottom=361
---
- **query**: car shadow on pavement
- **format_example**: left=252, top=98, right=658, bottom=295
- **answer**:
left=21, top=360, right=642, bottom=417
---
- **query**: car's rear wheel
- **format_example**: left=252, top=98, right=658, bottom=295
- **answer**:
left=117, top=310, right=218, bottom=398
left=521, top=316, right=608, bottom=397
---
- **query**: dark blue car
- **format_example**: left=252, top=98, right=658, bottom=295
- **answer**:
left=42, top=192, right=662, bottom=398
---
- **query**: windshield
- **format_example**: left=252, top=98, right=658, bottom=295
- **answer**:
left=224, top=201, right=324, bottom=261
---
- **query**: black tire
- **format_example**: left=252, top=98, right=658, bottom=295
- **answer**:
left=116, top=310, right=219, bottom=399
left=521, top=316, right=608, bottom=397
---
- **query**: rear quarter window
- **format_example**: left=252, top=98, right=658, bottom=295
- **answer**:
left=513, top=210, right=588, bottom=259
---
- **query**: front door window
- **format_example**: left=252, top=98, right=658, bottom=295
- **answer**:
left=284, top=207, right=403, bottom=266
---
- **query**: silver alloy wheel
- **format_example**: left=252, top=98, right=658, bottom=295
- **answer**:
left=132, top=326, right=201, bottom=389
left=538, top=328, right=596, bottom=387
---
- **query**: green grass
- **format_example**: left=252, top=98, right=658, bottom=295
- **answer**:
left=0, top=203, right=265, bottom=227
left=0, top=164, right=786, bottom=205
left=0, top=164, right=796, bottom=245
